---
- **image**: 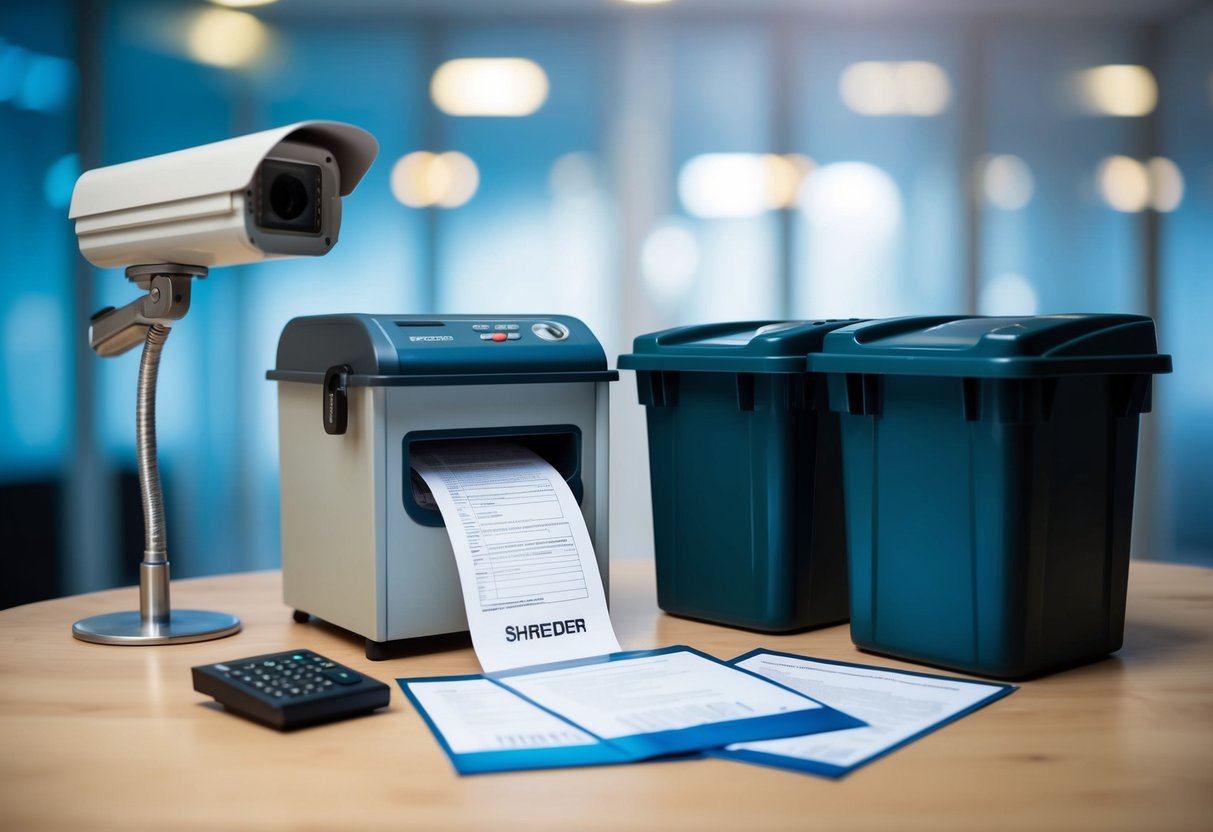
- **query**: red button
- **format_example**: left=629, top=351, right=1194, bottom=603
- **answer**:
left=491, top=333, right=507, bottom=342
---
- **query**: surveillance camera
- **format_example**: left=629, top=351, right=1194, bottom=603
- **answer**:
left=68, top=120, right=379, bottom=270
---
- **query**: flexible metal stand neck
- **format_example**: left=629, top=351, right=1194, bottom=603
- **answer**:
left=73, top=264, right=241, bottom=646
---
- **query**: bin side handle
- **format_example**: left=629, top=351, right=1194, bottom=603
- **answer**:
left=845, top=373, right=881, bottom=417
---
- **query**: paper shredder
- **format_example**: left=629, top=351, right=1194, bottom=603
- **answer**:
left=268, top=314, right=617, bottom=659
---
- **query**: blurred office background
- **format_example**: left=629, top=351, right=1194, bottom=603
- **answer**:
left=1, top=0, right=1210, bottom=608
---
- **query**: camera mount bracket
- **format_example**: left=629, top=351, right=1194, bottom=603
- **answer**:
left=73, top=264, right=242, bottom=646
left=87, top=264, right=207, bottom=357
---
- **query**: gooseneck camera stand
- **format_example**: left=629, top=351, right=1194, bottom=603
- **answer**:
left=72, top=264, right=241, bottom=645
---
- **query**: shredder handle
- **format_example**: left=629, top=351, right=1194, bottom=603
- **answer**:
left=323, top=364, right=351, bottom=435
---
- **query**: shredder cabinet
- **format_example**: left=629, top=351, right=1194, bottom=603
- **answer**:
left=269, top=313, right=615, bottom=657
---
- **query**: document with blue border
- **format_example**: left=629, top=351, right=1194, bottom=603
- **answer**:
left=710, top=649, right=1016, bottom=778
left=399, top=646, right=865, bottom=774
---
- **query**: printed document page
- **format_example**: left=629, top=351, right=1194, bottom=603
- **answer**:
left=495, top=648, right=834, bottom=741
left=406, top=677, right=602, bottom=754
left=720, top=650, right=1015, bottom=776
left=400, top=675, right=634, bottom=774
left=411, top=442, right=620, bottom=672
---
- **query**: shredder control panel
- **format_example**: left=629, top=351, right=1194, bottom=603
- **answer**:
left=270, top=314, right=613, bottom=380
left=411, top=319, right=570, bottom=344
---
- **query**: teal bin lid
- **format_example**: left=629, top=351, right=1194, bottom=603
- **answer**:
left=808, top=314, right=1173, bottom=378
left=618, top=319, right=862, bottom=374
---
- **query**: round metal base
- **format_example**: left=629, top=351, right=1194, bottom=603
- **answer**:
left=72, top=609, right=242, bottom=646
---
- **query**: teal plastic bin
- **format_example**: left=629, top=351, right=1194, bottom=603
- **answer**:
left=809, top=314, right=1173, bottom=678
left=618, top=320, right=858, bottom=632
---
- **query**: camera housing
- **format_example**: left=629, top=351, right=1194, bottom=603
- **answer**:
left=68, top=120, right=378, bottom=269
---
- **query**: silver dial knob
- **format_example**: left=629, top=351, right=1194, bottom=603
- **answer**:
left=532, top=321, right=569, bottom=341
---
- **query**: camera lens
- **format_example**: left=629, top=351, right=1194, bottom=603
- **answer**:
left=270, top=174, right=309, bottom=221
left=256, top=158, right=322, bottom=234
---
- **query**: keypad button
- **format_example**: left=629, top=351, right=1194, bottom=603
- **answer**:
left=323, top=669, right=362, bottom=686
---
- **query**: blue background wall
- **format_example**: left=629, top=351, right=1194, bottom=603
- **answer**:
left=1, top=0, right=1209, bottom=607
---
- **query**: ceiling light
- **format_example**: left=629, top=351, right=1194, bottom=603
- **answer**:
left=1096, top=155, right=1150, bottom=213
left=1076, top=65, right=1157, bottom=117
left=430, top=58, right=549, bottom=117
left=839, top=61, right=951, bottom=117
left=678, top=153, right=814, bottom=219
left=978, top=154, right=1035, bottom=211
left=1146, top=157, right=1184, bottom=212
left=391, top=151, right=479, bottom=209
left=185, top=8, right=267, bottom=69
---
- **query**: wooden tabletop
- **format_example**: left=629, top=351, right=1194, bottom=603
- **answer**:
left=1, top=559, right=1210, bottom=831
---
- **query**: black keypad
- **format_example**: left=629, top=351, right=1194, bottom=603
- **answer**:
left=192, top=649, right=390, bottom=730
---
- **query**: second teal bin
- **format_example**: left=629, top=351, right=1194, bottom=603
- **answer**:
left=810, top=314, right=1173, bottom=679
